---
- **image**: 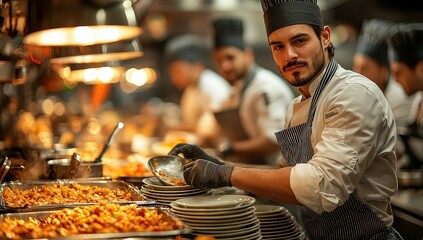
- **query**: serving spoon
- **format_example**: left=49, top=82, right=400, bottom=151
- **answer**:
left=147, top=155, right=191, bottom=186
left=93, top=121, right=124, bottom=163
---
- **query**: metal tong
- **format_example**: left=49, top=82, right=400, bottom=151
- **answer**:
left=0, top=156, right=11, bottom=183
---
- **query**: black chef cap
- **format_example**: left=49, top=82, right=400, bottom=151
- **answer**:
left=387, top=23, right=423, bottom=68
left=164, top=34, right=204, bottom=64
left=212, top=17, right=245, bottom=50
left=356, top=19, right=393, bottom=67
left=261, top=0, right=323, bottom=37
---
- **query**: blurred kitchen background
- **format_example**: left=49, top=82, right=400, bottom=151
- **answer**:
left=0, top=0, right=423, bottom=172
left=0, top=1, right=422, bottom=238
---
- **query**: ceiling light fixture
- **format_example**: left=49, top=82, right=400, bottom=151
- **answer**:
left=24, top=0, right=142, bottom=47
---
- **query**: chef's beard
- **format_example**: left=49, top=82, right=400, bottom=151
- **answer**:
left=283, top=46, right=326, bottom=87
left=224, top=63, right=249, bottom=85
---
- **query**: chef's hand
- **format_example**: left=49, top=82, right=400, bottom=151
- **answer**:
left=168, top=143, right=223, bottom=165
left=183, top=160, right=234, bottom=189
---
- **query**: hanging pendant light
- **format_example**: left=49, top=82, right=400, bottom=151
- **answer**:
left=24, top=0, right=142, bottom=47
left=22, top=0, right=155, bottom=87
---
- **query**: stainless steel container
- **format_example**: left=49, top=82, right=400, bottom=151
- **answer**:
left=47, top=158, right=103, bottom=179
left=0, top=206, right=191, bottom=239
left=0, top=179, right=154, bottom=213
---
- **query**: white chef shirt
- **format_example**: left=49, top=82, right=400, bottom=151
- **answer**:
left=234, top=66, right=294, bottom=143
left=213, top=66, right=294, bottom=165
left=284, top=65, right=398, bottom=226
left=384, top=78, right=416, bottom=128
left=180, top=69, right=231, bottom=127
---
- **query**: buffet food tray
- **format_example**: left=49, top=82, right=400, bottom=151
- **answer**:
left=0, top=205, right=192, bottom=239
left=0, top=179, right=156, bottom=213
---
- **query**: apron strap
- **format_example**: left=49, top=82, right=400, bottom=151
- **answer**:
left=239, top=64, right=258, bottom=103
left=307, top=59, right=338, bottom=123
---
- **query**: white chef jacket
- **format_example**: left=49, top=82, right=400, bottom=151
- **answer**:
left=284, top=65, right=398, bottom=226
left=384, top=78, right=416, bottom=128
left=180, top=69, right=231, bottom=127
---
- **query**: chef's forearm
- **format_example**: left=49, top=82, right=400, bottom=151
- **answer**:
left=230, top=166, right=300, bottom=205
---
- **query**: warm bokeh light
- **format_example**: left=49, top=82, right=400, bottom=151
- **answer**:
left=146, top=14, right=168, bottom=40
left=83, top=68, right=98, bottom=83
left=98, top=67, right=115, bottom=83
left=53, top=102, right=66, bottom=116
left=41, top=98, right=54, bottom=116
left=125, top=68, right=137, bottom=83
left=145, top=68, right=158, bottom=84
left=58, top=66, right=123, bottom=84
left=132, top=69, right=148, bottom=86
left=58, top=66, right=71, bottom=79
left=125, top=67, right=157, bottom=86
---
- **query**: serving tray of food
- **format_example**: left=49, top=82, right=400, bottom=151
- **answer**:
left=0, top=179, right=155, bottom=213
left=0, top=203, right=192, bottom=239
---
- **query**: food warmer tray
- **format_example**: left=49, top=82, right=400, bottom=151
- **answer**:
left=0, top=179, right=156, bottom=213
left=0, top=206, right=192, bottom=239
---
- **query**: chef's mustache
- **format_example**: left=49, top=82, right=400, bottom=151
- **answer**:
left=283, top=60, right=307, bottom=72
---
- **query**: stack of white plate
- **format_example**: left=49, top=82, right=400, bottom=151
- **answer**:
left=140, top=177, right=210, bottom=205
left=170, top=195, right=261, bottom=240
left=255, top=205, right=304, bottom=240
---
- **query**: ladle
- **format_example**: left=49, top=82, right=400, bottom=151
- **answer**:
left=147, top=155, right=191, bottom=186
left=93, top=121, right=124, bottom=163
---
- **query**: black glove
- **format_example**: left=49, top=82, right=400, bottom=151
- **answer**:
left=168, top=143, right=222, bottom=165
left=183, top=160, right=234, bottom=189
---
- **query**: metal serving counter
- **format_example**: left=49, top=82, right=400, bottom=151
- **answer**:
left=391, top=189, right=423, bottom=240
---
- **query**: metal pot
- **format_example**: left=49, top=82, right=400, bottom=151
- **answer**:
left=47, top=159, right=102, bottom=179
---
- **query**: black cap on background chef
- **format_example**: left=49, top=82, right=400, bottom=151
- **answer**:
left=353, top=19, right=394, bottom=92
left=164, top=34, right=205, bottom=64
left=212, top=17, right=245, bottom=50
left=387, top=23, right=423, bottom=125
left=387, top=23, right=423, bottom=69
left=356, top=19, right=393, bottom=67
left=261, top=0, right=323, bottom=37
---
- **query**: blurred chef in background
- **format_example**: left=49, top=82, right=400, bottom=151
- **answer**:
left=353, top=19, right=416, bottom=167
left=387, top=23, right=423, bottom=123
left=354, top=19, right=414, bottom=128
left=209, top=17, right=294, bottom=166
left=164, top=34, right=231, bottom=133
left=387, top=23, right=423, bottom=168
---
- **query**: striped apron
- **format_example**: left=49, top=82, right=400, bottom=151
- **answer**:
left=274, top=59, right=396, bottom=239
